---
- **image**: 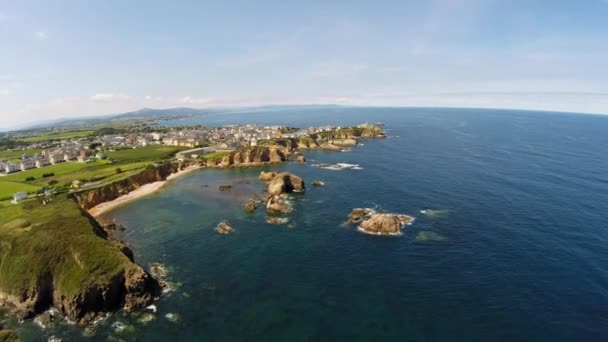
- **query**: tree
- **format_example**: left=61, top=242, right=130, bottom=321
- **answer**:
left=115, top=167, right=123, bottom=174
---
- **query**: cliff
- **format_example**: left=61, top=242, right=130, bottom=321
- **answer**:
left=0, top=197, right=160, bottom=325
left=262, top=124, right=385, bottom=150
left=203, top=146, right=288, bottom=167
left=72, top=161, right=188, bottom=210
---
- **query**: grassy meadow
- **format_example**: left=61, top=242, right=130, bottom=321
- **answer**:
left=0, top=145, right=187, bottom=201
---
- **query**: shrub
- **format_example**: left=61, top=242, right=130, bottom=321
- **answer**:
left=48, top=180, right=58, bottom=186
left=25, top=176, right=35, bottom=181
left=115, top=167, right=123, bottom=174
left=42, top=172, right=55, bottom=178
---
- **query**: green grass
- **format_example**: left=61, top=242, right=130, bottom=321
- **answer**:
left=0, top=149, right=43, bottom=161
left=16, top=130, right=95, bottom=143
left=201, top=151, right=230, bottom=161
left=1, top=161, right=107, bottom=183
left=106, top=145, right=187, bottom=164
left=0, top=196, right=134, bottom=300
left=0, top=180, right=40, bottom=201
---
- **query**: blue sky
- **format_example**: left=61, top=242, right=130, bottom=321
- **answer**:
left=1, top=0, right=608, bottom=128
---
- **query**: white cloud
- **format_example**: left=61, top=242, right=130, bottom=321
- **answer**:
left=89, top=93, right=131, bottom=102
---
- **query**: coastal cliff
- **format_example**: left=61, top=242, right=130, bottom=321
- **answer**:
left=72, top=162, right=189, bottom=210
left=0, top=197, right=160, bottom=325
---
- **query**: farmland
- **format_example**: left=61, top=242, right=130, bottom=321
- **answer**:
left=0, top=145, right=187, bottom=201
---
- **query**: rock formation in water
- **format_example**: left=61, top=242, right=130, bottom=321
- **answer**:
left=311, top=180, right=324, bottom=186
left=347, top=208, right=414, bottom=236
left=347, top=208, right=377, bottom=223
left=215, top=221, right=234, bottom=234
left=267, top=172, right=305, bottom=196
left=259, top=171, right=277, bottom=182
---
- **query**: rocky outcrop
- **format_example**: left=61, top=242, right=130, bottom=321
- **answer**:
left=259, top=171, right=277, bottom=182
left=266, top=195, right=293, bottom=215
left=215, top=221, right=234, bottom=234
left=347, top=208, right=414, bottom=236
left=206, top=146, right=288, bottom=168
left=330, top=138, right=358, bottom=146
left=347, top=208, right=376, bottom=224
left=359, top=213, right=404, bottom=235
left=267, top=172, right=305, bottom=196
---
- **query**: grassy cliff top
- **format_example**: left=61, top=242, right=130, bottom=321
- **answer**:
left=0, top=196, right=134, bottom=298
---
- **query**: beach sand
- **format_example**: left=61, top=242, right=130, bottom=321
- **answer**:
left=88, top=165, right=202, bottom=217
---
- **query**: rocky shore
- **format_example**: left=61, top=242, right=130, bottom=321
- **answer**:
left=0, top=123, right=387, bottom=338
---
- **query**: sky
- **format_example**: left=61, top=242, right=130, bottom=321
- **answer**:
left=1, top=0, right=608, bottom=129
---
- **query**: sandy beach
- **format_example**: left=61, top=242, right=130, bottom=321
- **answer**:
left=88, top=164, right=202, bottom=217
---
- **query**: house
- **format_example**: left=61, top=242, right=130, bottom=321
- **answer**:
left=63, top=152, right=77, bottom=161
left=49, top=152, right=65, bottom=164
left=4, top=163, right=19, bottom=173
left=20, top=159, right=36, bottom=171
left=12, top=192, right=28, bottom=203
left=95, top=152, right=106, bottom=159
left=35, top=158, right=51, bottom=168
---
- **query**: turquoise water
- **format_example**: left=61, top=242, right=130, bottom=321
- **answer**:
left=12, top=108, right=608, bottom=341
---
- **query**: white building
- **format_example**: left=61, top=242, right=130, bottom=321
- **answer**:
left=12, top=192, right=28, bottom=203
left=20, top=159, right=36, bottom=171
left=35, top=158, right=51, bottom=168
left=5, top=163, right=19, bottom=173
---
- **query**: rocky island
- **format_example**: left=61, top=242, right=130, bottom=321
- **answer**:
left=347, top=208, right=415, bottom=236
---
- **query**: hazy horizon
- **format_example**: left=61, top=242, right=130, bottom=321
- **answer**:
left=2, top=0, right=607, bottom=127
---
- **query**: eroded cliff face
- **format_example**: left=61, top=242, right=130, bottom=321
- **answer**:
left=72, top=162, right=187, bottom=210
left=204, top=146, right=288, bottom=167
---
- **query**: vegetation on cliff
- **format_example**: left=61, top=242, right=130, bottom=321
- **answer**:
left=0, top=329, right=20, bottom=342
left=0, top=196, right=159, bottom=323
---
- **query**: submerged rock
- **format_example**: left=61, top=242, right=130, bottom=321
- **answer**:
left=165, top=312, right=181, bottom=323
left=311, top=180, right=324, bottom=186
left=218, top=184, right=232, bottom=191
left=215, top=221, right=234, bottom=235
left=415, top=231, right=447, bottom=242
left=266, top=216, right=290, bottom=225
left=296, top=155, right=306, bottom=163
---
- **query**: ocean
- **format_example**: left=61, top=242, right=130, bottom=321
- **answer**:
left=14, top=107, right=608, bottom=341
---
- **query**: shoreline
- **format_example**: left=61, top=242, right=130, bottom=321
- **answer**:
left=88, top=164, right=202, bottom=218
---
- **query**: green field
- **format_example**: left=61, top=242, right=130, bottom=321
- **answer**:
left=16, top=130, right=95, bottom=143
left=0, top=195, right=136, bottom=313
left=0, top=145, right=186, bottom=200
left=0, top=180, right=40, bottom=201
left=0, top=148, right=43, bottom=161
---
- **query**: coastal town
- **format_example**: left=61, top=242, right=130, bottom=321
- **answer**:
left=0, top=123, right=353, bottom=176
